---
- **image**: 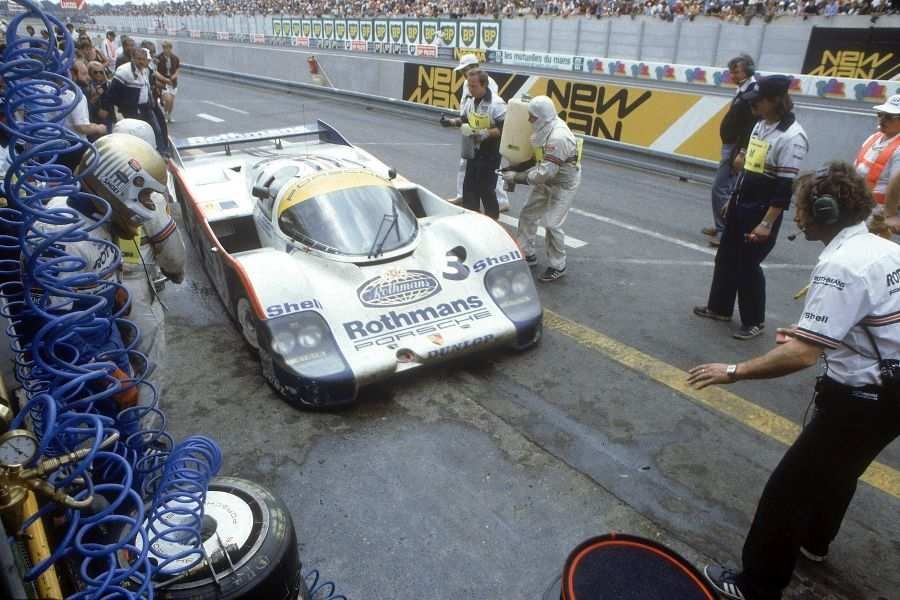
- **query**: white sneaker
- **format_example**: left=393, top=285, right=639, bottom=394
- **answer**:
left=499, top=199, right=510, bottom=212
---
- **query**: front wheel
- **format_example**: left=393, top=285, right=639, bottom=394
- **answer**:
left=235, top=295, right=261, bottom=352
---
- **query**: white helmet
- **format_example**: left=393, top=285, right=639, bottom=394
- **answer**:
left=79, top=133, right=169, bottom=225
left=113, top=118, right=156, bottom=149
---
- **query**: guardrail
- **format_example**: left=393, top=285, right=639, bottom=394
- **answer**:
left=183, top=63, right=717, bottom=185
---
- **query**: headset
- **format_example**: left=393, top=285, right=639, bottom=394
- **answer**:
left=810, top=166, right=841, bottom=225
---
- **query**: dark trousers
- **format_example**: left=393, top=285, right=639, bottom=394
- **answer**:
left=707, top=201, right=780, bottom=327
left=711, top=143, right=736, bottom=234
left=462, top=153, right=500, bottom=220
left=738, top=381, right=900, bottom=600
left=134, top=103, right=167, bottom=155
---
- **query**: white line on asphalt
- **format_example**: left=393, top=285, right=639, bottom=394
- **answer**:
left=570, top=208, right=717, bottom=256
left=201, top=100, right=249, bottom=115
left=498, top=214, right=588, bottom=249
left=590, top=258, right=813, bottom=270
left=196, top=112, right=225, bottom=123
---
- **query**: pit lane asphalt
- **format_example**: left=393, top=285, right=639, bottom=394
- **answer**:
left=160, top=73, right=899, bottom=600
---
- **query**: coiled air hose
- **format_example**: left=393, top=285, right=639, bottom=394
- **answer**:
left=1, top=2, right=220, bottom=597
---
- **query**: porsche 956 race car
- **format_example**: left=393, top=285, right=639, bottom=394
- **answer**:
left=169, top=122, right=543, bottom=408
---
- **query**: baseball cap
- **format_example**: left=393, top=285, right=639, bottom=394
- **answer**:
left=873, top=94, right=900, bottom=115
left=454, top=54, right=479, bottom=71
left=743, top=74, right=791, bottom=101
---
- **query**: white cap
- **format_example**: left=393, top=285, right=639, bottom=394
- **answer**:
left=873, top=94, right=900, bottom=115
left=453, top=54, right=479, bottom=72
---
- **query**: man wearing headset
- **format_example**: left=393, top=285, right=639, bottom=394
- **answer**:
left=688, top=162, right=900, bottom=600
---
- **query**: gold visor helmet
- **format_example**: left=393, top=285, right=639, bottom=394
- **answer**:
left=78, top=133, right=169, bottom=224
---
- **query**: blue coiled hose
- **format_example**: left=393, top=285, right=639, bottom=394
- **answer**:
left=1, top=2, right=220, bottom=597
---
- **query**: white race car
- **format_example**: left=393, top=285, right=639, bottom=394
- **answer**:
left=170, top=123, right=542, bottom=407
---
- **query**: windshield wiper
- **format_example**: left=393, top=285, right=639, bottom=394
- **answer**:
left=367, top=199, right=401, bottom=259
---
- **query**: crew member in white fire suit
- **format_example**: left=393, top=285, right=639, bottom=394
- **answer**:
left=503, top=95, right=582, bottom=282
left=37, top=133, right=185, bottom=410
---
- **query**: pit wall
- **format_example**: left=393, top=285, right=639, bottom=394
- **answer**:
left=128, top=35, right=879, bottom=169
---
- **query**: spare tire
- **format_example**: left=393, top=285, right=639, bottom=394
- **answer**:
left=150, top=477, right=308, bottom=600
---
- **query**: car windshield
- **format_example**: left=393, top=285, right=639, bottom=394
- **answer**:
left=277, top=173, right=418, bottom=257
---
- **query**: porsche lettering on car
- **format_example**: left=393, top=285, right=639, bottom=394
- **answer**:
left=169, top=122, right=542, bottom=408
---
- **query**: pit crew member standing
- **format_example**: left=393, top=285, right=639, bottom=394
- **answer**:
left=504, top=95, right=581, bottom=283
left=703, top=54, right=757, bottom=247
left=155, top=41, right=180, bottom=124
left=441, top=54, right=509, bottom=212
left=688, top=162, right=900, bottom=600
left=444, top=70, right=506, bottom=220
left=855, top=94, right=900, bottom=230
left=694, top=75, right=808, bottom=340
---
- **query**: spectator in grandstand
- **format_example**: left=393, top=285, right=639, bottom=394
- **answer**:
left=116, top=36, right=135, bottom=69
left=694, top=75, right=808, bottom=340
left=155, top=41, right=181, bottom=124
left=87, top=61, right=114, bottom=133
left=703, top=54, right=757, bottom=247
left=105, top=48, right=168, bottom=154
left=102, top=31, right=118, bottom=69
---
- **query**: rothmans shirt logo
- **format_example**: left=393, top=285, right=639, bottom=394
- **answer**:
left=358, top=268, right=442, bottom=308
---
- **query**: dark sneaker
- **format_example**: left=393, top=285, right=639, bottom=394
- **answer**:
left=539, top=267, right=566, bottom=282
left=733, top=324, right=765, bottom=340
left=800, top=546, right=827, bottom=563
left=693, top=306, right=731, bottom=322
left=704, top=564, right=747, bottom=600
left=702, top=226, right=718, bottom=237
left=524, top=254, right=537, bottom=267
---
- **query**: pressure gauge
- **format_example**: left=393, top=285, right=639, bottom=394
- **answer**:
left=0, top=430, right=39, bottom=468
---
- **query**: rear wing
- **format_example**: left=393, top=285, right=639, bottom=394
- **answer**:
left=171, top=120, right=351, bottom=156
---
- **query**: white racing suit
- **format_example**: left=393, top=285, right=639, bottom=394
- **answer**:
left=37, top=194, right=185, bottom=409
left=116, top=194, right=185, bottom=407
left=515, top=99, right=582, bottom=271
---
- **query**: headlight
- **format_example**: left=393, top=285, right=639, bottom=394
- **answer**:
left=265, top=311, right=349, bottom=379
left=273, top=331, right=296, bottom=355
left=484, top=261, right=542, bottom=323
left=297, top=324, right=324, bottom=348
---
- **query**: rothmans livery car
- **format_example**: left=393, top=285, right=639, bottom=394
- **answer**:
left=170, top=122, right=542, bottom=407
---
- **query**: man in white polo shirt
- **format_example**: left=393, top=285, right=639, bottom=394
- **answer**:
left=688, top=162, right=900, bottom=600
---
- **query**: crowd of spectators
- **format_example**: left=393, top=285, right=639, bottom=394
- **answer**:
left=91, top=0, right=900, bottom=20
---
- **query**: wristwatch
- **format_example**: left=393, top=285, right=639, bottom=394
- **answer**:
left=726, top=364, right=739, bottom=382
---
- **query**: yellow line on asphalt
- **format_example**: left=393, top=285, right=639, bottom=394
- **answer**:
left=544, top=309, right=900, bottom=501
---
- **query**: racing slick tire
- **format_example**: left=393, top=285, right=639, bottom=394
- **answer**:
left=154, top=477, right=309, bottom=600
left=234, top=294, right=261, bottom=352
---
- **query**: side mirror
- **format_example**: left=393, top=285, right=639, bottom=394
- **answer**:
left=251, top=186, right=269, bottom=200
left=387, top=168, right=397, bottom=180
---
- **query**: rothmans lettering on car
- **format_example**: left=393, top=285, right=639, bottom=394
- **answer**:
left=812, top=275, right=846, bottom=291
left=266, top=299, right=324, bottom=319
left=357, top=269, right=442, bottom=308
left=472, top=250, right=522, bottom=273
left=344, top=295, right=484, bottom=340
left=180, top=126, right=313, bottom=147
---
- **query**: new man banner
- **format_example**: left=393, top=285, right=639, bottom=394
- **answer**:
left=803, top=28, right=900, bottom=80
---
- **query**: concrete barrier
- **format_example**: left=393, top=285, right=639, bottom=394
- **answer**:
left=132, top=35, right=878, bottom=174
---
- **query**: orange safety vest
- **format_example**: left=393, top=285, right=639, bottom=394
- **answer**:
left=855, top=132, right=900, bottom=204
